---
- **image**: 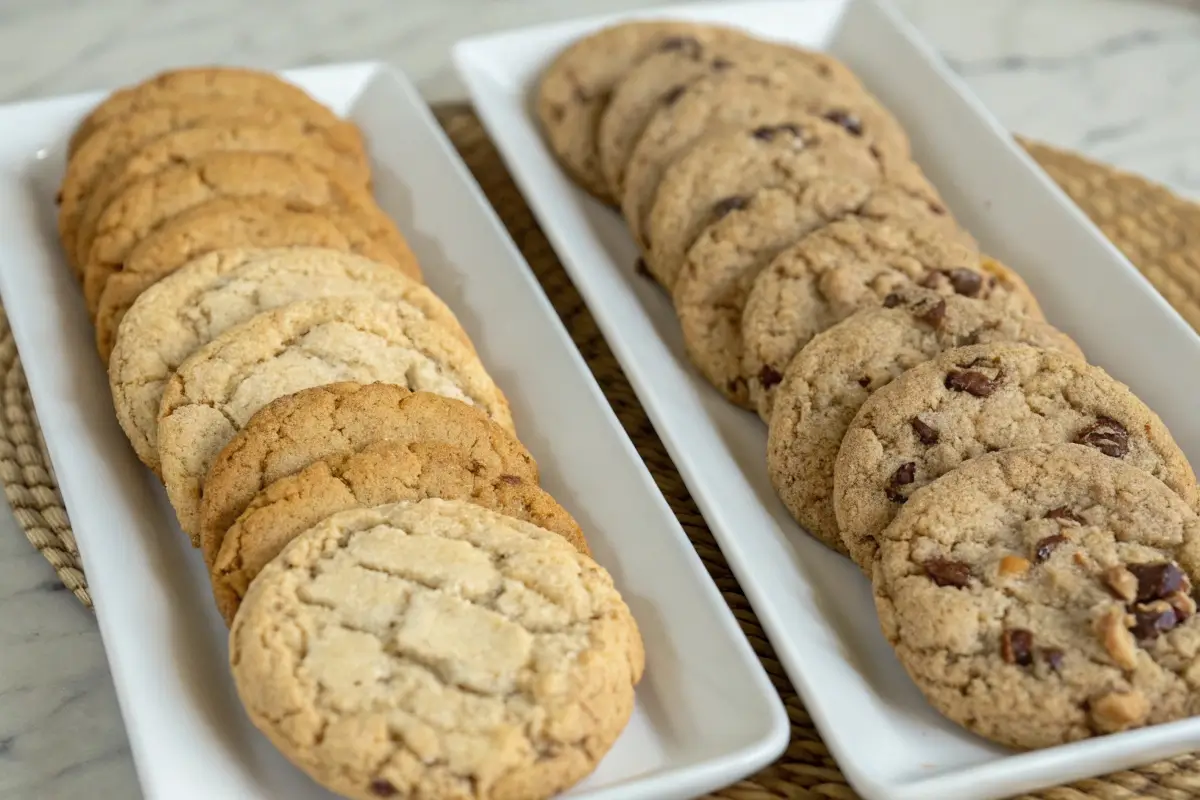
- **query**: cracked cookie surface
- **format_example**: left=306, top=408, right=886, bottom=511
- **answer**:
left=835, top=343, right=1200, bottom=570
left=212, top=439, right=588, bottom=624
left=109, top=248, right=458, bottom=472
left=157, top=297, right=511, bottom=544
left=766, top=295, right=1081, bottom=556
left=229, top=498, right=644, bottom=800
left=873, top=444, right=1200, bottom=749
left=200, top=383, right=537, bottom=568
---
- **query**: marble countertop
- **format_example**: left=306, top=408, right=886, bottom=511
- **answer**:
left=0, top=0, right=1196, bottom=797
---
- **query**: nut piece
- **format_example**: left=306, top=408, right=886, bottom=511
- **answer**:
left=1096, top=605, right=1139, bottom=671
left=1168, top=591, right=1197, bottom=621
left=1102, top=566, right=1139, bottom=602
left=999, top=555, right=1030, bottom=577
left=1089, top=690, right=1149, bottom=734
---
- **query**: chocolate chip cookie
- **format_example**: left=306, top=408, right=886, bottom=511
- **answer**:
left=741, top=217, right=1041, bottom=421
left=766, top=295, right=1082, bottom=554
left=836, top=343, right=1200, bottom=570
left=874, top=443, right=1200, bottom=749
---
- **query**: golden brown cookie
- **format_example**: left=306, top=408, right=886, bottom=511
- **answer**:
left=229, top=498, right=643, bottom=800
left=200, top=384, right=537, bottom=565
left=211, top=439, right=589, bottom=623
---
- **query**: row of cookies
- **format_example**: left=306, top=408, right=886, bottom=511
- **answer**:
left=537, top=22, right=1200, bottom=750
left=58, top=68, right=644, bottom=800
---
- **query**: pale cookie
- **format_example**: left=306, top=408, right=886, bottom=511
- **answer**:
left=535, top=20, right=739, bottom=202
left=95, top=197, right=421, bottom=361
left=201, top=383, right=537, bottom=569
left=677, top=171, right=969, bottom=407
left=621, top=70, right=910, bottom=255
left=74, top=118, right=372, bottom=270
left=835, top=343, right=1200, bottom=570
left=212, top=439, right=589, bottom=624
left=109, top=247, right=463, bottom=472
left=81, top=150, right=403, bottom=316
left=596, top=36, right=860, bottom=198
left=58, top=104, right=366, bottom=276
left=874, top=444, right=1200, bottom=749
left=229, top=498, right=644, bottom=800
left=766, top=294, right=1082, bottom=555
left=157, top=297, right=512, bottom=544
left=741, top=217, right=1041, bottom=420
left=68, top=67, right=342, bottom=156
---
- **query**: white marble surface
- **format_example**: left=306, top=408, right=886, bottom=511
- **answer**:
left=0, top=0, right=1196, bottom=797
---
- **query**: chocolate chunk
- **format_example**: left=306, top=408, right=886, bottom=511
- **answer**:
left=370, top=779, right=399, bottom=797
left=661, top=85, right=687, bottom=106
left=1045, top=506, right=1085, bottom=525
left=759, top=364, right=783, bottom=390
left=923, top=557, right=971, bottom=588
left=1001, top=629, right=1034, bottom=666
left=946, top=268, right=983, bottom=297
left=823, top=109, right=863, bottom=136
left=499, top=474, right=522, bottom=485
left=911, top=416, right=939, bottom=445
left=634, top=258, right=652, bottom=278
left=1074, top=416, right=1130, bottom=458
left=1042, top=647, right=1065, bottom=672
left=713, top=195, right=749, bottom=218
left=1130, top=604, right=1178, bottom=640
left=944, top=370, right=998, bottom=397
left=885, top=461, right=916, bottom=502
left=916, top=298, right=947, bottom=328
left=882, top=293, right=903, bottom=308
left=1033, top=533, right=1069, bottom=563
left=1127, top=562, right=1187, bottom=602
left=857, top=376, right=871, bottom=388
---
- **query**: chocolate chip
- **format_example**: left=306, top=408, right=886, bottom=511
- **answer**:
left=661, top=85, right=686, bottom=106
left=1127, top=562, right=1187, bottom=602
left=713, top=195, right=749, bottom=218
left=857, top=376, right=871, bottom=388
left=370, top=779, right=398, bottom=797
left=1045, top=506, right=1085, bottom=525
left=911, top=416, right=939, bottom=445
left=1074, top=416, right=1130, bottom=458
left=883, top=293, right=903, bottom=308
left=944, top=370, right=998, bottom=397
left=1034, top=533, right=1069, bottom=562
left=916, top=298, right=946, bottom=328
left=946, top=268, right=983, bottom=297
left=885, top=461, right=916, bottom=502
left=1042, top=647, right=1065, bottom=672
left=751, top=123, right=802, bottom=142
left=823, top=109, right=864, bottom=136
left=759, top=364, right=783, bottom=390
left=500, top=474, right=522, bottom=485
left=923, top=557, right=971, bottom=588
left=1130, top=604, right=1178, bottom=640
left=711, top=57, right=733, bottom=70
left=1001, top=629, right=1034, bottom=666
left=726, top=377, right=745, bottom=394
left=634, top=258, right=652, bottom=278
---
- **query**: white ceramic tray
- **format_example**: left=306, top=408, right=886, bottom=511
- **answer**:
left=453, top=2, right=1200, bottom=799
left=0, top=62, right=789, bottom=799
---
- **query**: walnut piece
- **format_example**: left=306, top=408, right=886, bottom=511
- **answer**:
left=1095, top=605, right=1139, bottom=671
left=1102, top=566, right=1139, bottom=602
left=1089, top=690, right=1149, bottom=734
left=998, top=555, right=1030, bottom=577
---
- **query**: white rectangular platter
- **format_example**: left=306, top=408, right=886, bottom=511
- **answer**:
left=0, top=62, right=789, bottom=800
left=453, top=2, right=1200, bottom=799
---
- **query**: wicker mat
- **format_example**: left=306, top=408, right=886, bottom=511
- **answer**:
left=8, top=105, right=1200, bottom=799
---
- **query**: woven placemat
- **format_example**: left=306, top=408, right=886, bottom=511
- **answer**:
left=8, top=105, right=1200, bottom=799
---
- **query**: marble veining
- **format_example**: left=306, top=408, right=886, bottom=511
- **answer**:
left=0, top=0, right=1196, bottom=797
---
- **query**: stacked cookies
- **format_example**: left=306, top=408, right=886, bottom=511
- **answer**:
left=539, top=22, right=1200, bottom=750
left=60, top=67, right=644, bottom=800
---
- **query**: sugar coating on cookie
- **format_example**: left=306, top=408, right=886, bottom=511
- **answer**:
left=874, top=444, right=1200, bottom=749
left=109, top=248, right=453, bottom=471
left=199, top=383, right=536, bottom=565
left=766, top=296, right=1081, bottom=555
left=211, top=439, right=588, bottom=623
left=835, top=343, right=1200, bottom=570
left=157, top=297, right=511, bottom=543
left=230, top=498, right=644, bottom=800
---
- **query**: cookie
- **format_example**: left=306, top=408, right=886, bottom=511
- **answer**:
left=535, top=20, right=735, bottom=202
left=766, top=295, right=1082, bottom=555
left=94, top=196, right=421, bottom=361
left=57, top=105, right=366, bottom=277
left=157, top=297, right=512, bottom=544
left=835, top=343, right=1200, bottom=570
left=621, top=70, right=910, bottom=254
left=80, top=150, right=401, bottom=316
left=229, top=498, right=644, bottom=800
left=741, top=217, right=1041, bottom=421
left=873, top=443, right=1200, bottom=749
left=211, top=439, right=589, bottom=624
left=68, top=67, right=342, bottom=156
left=109, top=247, right=462, bottom=471
left=73, top=118, right=372, bottom=271
left=676, top=173, right=968, bottom=407
left=200, top=383, right=537, bottom=569
left=596, top=35, right=860, bottom=198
